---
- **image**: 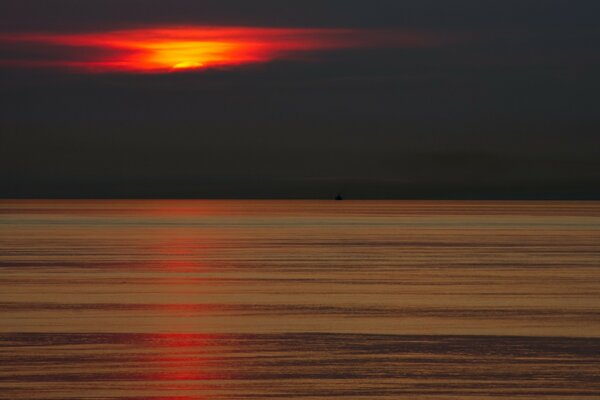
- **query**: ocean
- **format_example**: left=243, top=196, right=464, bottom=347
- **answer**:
left=1, top=200, right=599, bottom=399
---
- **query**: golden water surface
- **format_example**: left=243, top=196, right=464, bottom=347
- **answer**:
left=1, top=200, right=599, bottom=399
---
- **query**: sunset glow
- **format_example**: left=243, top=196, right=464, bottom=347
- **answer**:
left=0, top=26, right=443, bottom=73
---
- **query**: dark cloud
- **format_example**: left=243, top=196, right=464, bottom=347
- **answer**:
left=1, top=0, right=599, bottom=198
left=1, top=0, right=599, bottom=31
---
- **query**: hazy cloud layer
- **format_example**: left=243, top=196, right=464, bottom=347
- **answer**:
left=1, top=1, right=599, bottom=198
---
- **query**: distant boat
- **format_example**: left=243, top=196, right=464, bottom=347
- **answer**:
left=335, top=194, right=344, bottom=201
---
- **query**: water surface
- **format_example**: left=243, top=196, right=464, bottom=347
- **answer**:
left=1, top=200, right=599, bottom=398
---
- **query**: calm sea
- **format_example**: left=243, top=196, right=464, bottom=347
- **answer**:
left=1, top=200, right=599, bottom=399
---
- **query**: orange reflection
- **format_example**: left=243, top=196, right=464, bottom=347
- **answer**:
left=153, top=234, right=207, bottom=273
left=140, top=333, right=225, bottom=396
left=0, top=26, right=450, bottom=73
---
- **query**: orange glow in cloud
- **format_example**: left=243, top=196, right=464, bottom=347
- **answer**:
left=0, top=26, right=447, bottom=73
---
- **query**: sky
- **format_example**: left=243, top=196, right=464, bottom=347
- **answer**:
left=1, top=0, right=599, bottom=199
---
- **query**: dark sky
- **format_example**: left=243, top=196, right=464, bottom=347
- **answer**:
left=1, top=0, right=599, bottom=199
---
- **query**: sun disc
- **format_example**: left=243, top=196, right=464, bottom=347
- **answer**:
left=172, top=61, right=204, bottom=69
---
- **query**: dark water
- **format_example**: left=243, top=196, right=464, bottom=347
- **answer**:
left=1, top=200, right=599, bottom=399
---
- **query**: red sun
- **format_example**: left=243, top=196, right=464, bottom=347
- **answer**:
left=0, top=26, right=449, bottom=73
